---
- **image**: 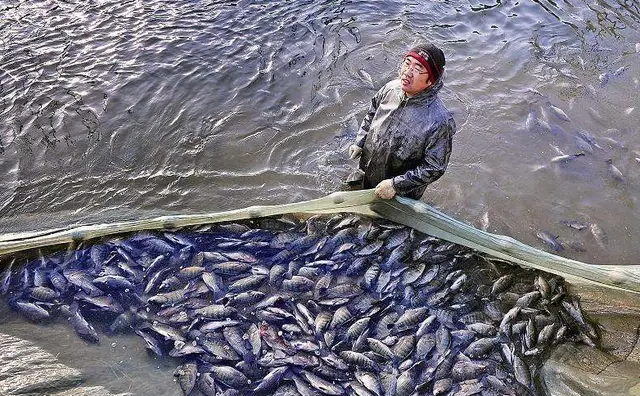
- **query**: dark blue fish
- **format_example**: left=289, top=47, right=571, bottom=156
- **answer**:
left=10, top=299, right=50, bottom=321
left=28, top=286, right=59, bottom=302
left=109, top=309, right=135, bottom=334
left=143, top=254, right=170, bottom=280
left=74, top=291, right=125, bottom=314
left=134, top=328, right=164, bottom=356
left=62, top=269, right=103, bottom=296
left=93, top=275, right=135, bottom=291
left=66, top=302, right=100, bottom=343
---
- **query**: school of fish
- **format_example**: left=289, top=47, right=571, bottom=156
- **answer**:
left=0, top=213, right=599, bottom=396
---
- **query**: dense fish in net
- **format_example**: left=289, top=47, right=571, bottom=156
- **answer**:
left=0, top=213, right=598, bottom=395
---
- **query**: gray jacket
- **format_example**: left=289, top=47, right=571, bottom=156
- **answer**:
left=355, top=78, right=456, bottom=199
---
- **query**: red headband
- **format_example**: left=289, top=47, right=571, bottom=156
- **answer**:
left=405, top=51, right=440, bottom=84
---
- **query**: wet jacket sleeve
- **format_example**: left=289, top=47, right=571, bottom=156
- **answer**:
left=392, top=117, right=456, bottom=197
left=355, top=86, right=387, bottom=148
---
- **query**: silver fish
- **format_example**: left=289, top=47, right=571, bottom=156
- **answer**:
left=491, top=274, right=513, bottom=295
left=535, top=231, right=564, bottom=252
left=367, top=337, right=395, bottom=360
left=546, top=103, right=571, bottom=122
left=451, top=360, right=488, bottom=382
left=464, top=337, right=497, bottom=358
left=606, top=158, right=625, bottom=183
left=550, top=152, right=584, bottom=163
left=300, top=370, right=344, bottom=395
left=253, top=366, right=288, bottom=393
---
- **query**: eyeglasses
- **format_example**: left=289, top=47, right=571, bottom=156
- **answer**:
left=400, top=59, right=429, bottom=75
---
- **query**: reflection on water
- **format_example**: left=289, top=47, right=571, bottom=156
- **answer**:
left=0, top=0, right=639, bottom=390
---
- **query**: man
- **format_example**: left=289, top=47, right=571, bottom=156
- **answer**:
left=348, top=42, right=456, bottom=200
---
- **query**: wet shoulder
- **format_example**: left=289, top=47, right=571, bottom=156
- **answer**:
left=378, top=79, right=403, bottom=100
left=429, top=97, right=456, bottom=133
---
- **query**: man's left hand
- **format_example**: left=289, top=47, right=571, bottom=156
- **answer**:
left=374, top=179, right=396, bottom=200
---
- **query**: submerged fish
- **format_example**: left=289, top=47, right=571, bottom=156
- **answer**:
left=605, top=159, right=625, bottom=183
left=589, top=223, right=608, bottom=247
left=560, top=220, right=588, bottom=231
left=550, top=152, right=584, bottom=163
left=535, top=231, right=564, bottom=252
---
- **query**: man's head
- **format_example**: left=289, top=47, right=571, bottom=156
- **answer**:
left=399, top=42, right=446, bottom=96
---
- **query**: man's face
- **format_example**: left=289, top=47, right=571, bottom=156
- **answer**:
left=399, top=56, right=432, bottom=96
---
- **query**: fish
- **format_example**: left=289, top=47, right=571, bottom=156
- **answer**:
left=525, top=110, right=551, bottom=133
left=516, top=291, right=541, bottom=308
left=479, top=211, right=490, bottom=232
left=29, top=286, right=59, bottom=302
left=75, top=292, right=125, bottom=313
left=340, top=350, right=378, bottom=371
left=63, top=269, right=103, bottom=296
left=197, top=372, right=217, bottom=396
left=173, top=362, right=198, bottom=394
left=545, top=103, right=571, bottom=122
left=66, top=302, right=100, bottom=343
left=513, top=353, right=531, bottom=387
left=210, top=261, right=252, bottom=275
left=550, top=152, right=584, bottom=163
left=464, top=337, right=498, bottom=358
left=355, top=371, right=382, bottom=396
left=367, top=337, right=395, bottom=361
left=432, top=378, right=452, bottom=395
left=605, top=159, right=625, bottom=183
left=193, top=304, right=236, bottom=319
left=301, top=370, right=345, bottom=395
left=589, top=223, right=608, bottom=246
left=252, top=366, right=288, bottom=393
left=0, top=213, right=597, bottom=396
left=134, top=328, right=164, bottom=356
left=10, top=299, right=50, bottom=321
left=560, top=220, right=587, bottom=231
left=392, top=335, right=416, bottom=361
left=535, top=231, right=564, bottom=252
left=282, top=275, right=315, bottom=292
left=394, top=307, right=429, bottom=332
left=93, top=275, right=135, bottom=290
left=535, top=275, right=551, bottom=299
left=452, top=360, right=488, bottom=382
left=0, top=260, right=14, bottom=296
left=208, top=365, right=249, bottom=389
left=357, top=69, right=376, bottom=90
left=228, top=274, right=267, bottom=293
left=491, top=274, right=513, bottom=295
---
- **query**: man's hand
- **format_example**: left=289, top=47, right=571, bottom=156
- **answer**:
left=348, top=145, right=362, bottom=159
left=375, top=179, right=396, bottom=199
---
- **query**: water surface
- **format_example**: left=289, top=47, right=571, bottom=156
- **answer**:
left=1, top=1, right=640, bottom=392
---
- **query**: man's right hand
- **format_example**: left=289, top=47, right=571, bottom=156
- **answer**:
left=348, top=145, right=362, bottom=159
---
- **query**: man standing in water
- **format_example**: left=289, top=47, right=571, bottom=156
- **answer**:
left=348, top=42, right=456, bottom=200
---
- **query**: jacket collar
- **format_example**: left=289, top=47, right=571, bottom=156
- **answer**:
left=399, top=78, right=443, bottom=105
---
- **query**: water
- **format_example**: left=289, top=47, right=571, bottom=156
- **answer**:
left=0, top=0, right=639, bottom=393
left=1, top=0, right=639, bottom=264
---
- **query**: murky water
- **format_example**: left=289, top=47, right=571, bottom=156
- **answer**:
left=0, top=0, right=639, bottom=393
